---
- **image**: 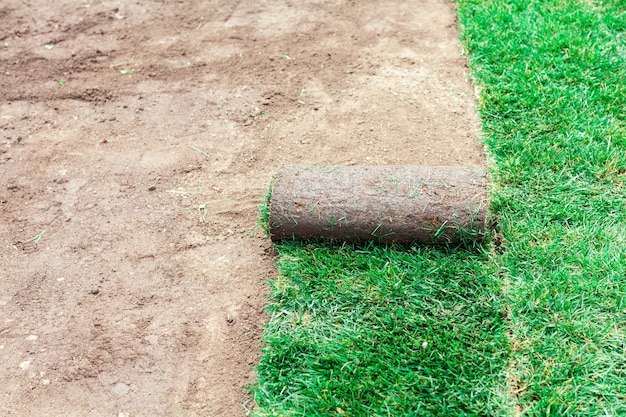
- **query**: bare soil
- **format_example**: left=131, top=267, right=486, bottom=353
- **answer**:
left=0, top=1, right=483, bottom=416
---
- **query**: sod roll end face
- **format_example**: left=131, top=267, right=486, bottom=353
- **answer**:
left=269, top=165, right=491, bottom=244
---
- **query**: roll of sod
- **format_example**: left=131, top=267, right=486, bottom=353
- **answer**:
left=269, top=165, right=490, bottom=244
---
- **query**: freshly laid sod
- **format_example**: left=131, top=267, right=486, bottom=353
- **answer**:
left=457, top=0, right=626, bottom=415
left=254, top=0, right=626, bottom=416
left=253, top=242, right=511, bottom=416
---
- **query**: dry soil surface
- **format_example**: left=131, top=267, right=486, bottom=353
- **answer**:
left=0, top=1, right=483, bottom=416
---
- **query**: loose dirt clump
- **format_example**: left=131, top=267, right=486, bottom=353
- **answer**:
left=0, top=1, right=482, bottom=415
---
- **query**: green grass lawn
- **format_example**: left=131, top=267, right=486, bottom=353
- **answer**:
left=253, top=243, right=510, bottom=416
left=457, top=0, right=626, bottom=415
left=253, top=1, right=626, bottom=416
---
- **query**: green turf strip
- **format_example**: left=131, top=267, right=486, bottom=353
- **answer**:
left=253, top=242, right=510, bottom=416
left=456, top=0, right=626, bottom=415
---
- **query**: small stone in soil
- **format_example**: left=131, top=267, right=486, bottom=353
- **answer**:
left=112, top=382, right=130, bottom=397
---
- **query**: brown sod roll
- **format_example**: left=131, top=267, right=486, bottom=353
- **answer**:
left=269, top=165, right=490, bottom=244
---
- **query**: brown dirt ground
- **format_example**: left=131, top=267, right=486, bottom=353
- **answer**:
left=0, top=1, right=483, bottom=416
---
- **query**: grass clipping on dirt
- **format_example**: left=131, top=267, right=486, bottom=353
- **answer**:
left=254, top=0, right=626, bottom=415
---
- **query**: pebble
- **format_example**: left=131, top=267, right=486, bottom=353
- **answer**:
left=112, top=382, right=130, bottom=397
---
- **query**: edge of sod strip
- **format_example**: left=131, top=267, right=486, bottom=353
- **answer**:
left=259, top=179, right=274, bottom=238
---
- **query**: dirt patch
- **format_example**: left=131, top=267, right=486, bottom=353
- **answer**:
left=0, top=1, right=482, bottom=415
